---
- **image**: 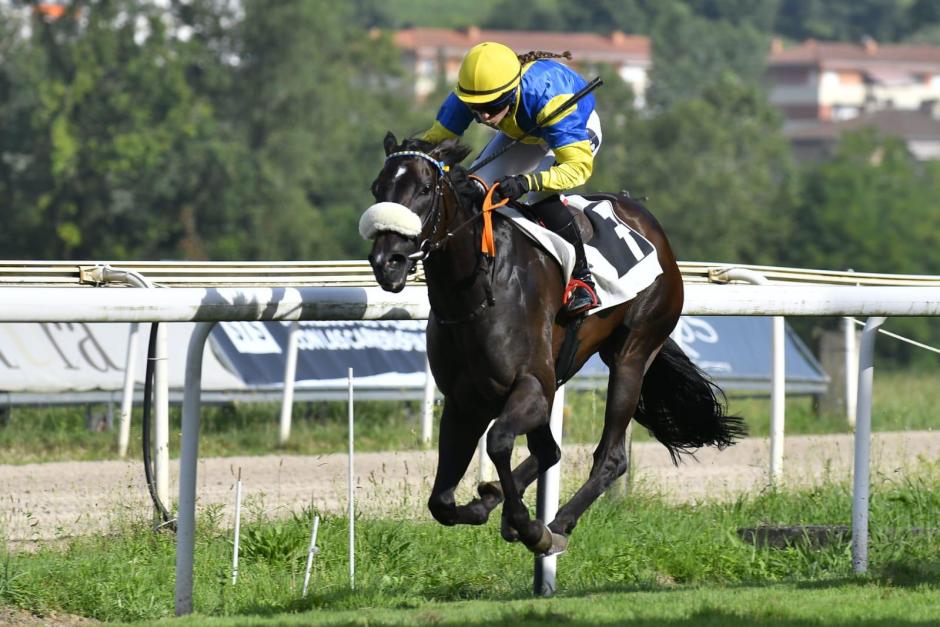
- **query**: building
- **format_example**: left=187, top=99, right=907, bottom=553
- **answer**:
left=392, top=26, right=650, bottom=106
left=766, top=38, right=940, bottom=132
left=786, top=104, right=940, bottom=162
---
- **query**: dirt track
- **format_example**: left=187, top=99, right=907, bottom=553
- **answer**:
left=2, top=431, right=938, bottom=544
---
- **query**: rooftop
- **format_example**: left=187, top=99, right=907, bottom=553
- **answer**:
left=770, top=38, right=940, bottom=69
left=787, top=107, right=940, bottom=142
left=393, top=27, right=650, bottom=62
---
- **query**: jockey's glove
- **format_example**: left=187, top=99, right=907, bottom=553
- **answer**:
left=493, top=175, right=530, bottom=202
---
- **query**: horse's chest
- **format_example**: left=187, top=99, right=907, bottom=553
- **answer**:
left=431, top=332, right=517, bottom=401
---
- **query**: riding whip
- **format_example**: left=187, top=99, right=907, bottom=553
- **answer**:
left=468, top=76, right=604, bottom=175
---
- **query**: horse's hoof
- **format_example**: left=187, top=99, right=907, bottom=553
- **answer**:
left=537, top=532, right=569, bottom=558
left=529, top=524, right=554, bottom=555
left=477, top=481, right=504, bottom=506
left=501, top=516, right=519, bottom=543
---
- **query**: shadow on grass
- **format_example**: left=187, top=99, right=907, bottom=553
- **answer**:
left=227, top=571, right=940, bottom=626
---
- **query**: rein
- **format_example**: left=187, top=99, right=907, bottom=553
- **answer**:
left=426, top=176, right=506, bottom=258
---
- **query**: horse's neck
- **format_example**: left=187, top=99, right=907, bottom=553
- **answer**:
left=424, top=195, right=491, bottom=312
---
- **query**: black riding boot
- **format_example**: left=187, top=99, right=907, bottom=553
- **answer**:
left=556, top=219, right=600, bottom=316
left=530, top=195, right=600, bottom=316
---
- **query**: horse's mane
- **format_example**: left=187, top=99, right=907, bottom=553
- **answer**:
left=401, top=137, right=483, bottom=209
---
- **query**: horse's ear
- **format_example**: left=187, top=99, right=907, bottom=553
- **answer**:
left=429, top=139, right=473, bottom=166
left=383, top=132, right=398, bottom=156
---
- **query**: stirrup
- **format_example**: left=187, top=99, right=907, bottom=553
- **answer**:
left=563, top=278, right=600, bottom=316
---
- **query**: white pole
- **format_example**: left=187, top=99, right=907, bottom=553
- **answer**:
left=852, top=316, right=885, bottom=574
left=3, top=284, right=940, bottom=322
left=118, top=322, right=140, bottom=458
left=534, top=384, right=565, bottom=596
left=175, top=321, right=216, bottom=616
left=477, top=423, right=494, bottom=483
left=154, top=324, right=170, bottom=511
left=421, top=356, right=435, bottom=445
left=844, top=316, right=858, bottom=428
left=770, top=314, right=785, bottom=487
left=278, top=321, right=300, bottom=446
left=301, top=514, right=321, bottom=598
left=232, top=467, right=242, bottom=585
left=347, top=367, right=355, bottom=590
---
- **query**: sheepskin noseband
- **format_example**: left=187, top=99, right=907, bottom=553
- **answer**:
left=359, top=202, right=422, bottom=240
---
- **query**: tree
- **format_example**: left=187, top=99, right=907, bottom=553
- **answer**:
left=0, top=0, right=422, bottom=261
left=774, top=0, right=925, bottom=43
left=789, top=129, right=940, bottom=275
left=593, top=75, right=797, bottom=264
left=221, top=0, right=422, bottom=260
left=0, top=0, right=229, bottom=259
left=646, top=2, right=772, bottom=110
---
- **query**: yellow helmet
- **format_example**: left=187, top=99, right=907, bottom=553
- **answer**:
left=456, top=42, right=521, bottom=105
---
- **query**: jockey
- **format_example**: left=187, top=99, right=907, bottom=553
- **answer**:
left=420, top=41, right=602, bottom=316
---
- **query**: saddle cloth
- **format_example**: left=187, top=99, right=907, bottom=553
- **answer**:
left=495, top=194, right=663, bottom=316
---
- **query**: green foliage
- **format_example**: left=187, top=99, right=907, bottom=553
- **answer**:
left=240, top=520, right=307, bottom=565
left=593, top=73, right=796, bottom=264
left=0, top=0, right=420, bottom=262
left=790, top=129, right=940, bottom=275
left=645, top=2, right=773, bottom=110
left=774, top=0, right=938, bottom=44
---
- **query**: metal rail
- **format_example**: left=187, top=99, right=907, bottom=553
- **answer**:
left=2, top=260, right=940, bottom=288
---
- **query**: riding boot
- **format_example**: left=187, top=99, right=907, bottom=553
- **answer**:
left=555, top=219, right=600, bottom=316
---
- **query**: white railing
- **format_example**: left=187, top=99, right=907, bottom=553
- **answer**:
left=1, top=280, right=939, bottom=615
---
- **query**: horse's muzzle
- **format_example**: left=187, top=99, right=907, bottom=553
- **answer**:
left=368, top=250, right=411, bottom=293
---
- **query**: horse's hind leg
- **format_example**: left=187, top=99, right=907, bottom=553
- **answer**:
left=427, top=399, right=494, bottom=526
left=549, top=330, right=661, bottom=539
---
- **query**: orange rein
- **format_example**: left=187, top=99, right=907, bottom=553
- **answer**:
left=470, top=175, right=508, bottom=258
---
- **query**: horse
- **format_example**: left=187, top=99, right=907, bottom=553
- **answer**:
left=362, top=132, right=745, bottom=556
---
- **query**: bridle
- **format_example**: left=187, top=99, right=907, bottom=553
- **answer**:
left=382, top=150, right=451, bottom=263
left=380, top=149, right=497, bottom=324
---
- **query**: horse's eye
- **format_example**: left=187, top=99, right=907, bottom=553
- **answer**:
left=421, top=184, right=432, bottom=195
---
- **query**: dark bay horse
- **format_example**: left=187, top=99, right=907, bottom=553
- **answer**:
left=363, top=133, right=744, bottom=556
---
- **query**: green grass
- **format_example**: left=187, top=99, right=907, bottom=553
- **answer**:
left=2, top=463, right=940, bottom=624
left=1, top=369, right=937, bottom=465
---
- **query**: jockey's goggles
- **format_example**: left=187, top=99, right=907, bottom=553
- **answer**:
left=469, top=90, right=515, bottom=117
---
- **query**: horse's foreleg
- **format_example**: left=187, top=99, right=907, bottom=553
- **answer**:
left=427, top=400, right=492, bottom=526
left=487, top=374, right=555, bottom=552
left=549, top=347, right=653, bottom=538
left=477, top=424, right=560, bottom=538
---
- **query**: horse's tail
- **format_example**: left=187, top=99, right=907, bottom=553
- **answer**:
left=634, top=338, right=747, bottom=465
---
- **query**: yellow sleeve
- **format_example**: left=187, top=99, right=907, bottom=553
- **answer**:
left=527, top=140, right=594, bottom=192
left=419, top=121, right=460, bottom=144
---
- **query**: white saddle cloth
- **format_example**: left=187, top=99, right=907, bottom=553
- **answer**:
left=495, top=194, right=663, bottom=316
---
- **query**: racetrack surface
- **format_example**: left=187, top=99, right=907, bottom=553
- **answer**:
left=2, top=431, right=937, bottom=544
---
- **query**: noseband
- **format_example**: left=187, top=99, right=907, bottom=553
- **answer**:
left=383, top=150, right=451, bottom=262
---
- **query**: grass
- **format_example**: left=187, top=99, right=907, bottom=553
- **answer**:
left=2, top=462, right=940, bottom=624
left=2, top=369, right=937, bottom=465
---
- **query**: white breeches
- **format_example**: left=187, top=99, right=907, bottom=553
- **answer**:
left=469, top=110, right=603, bottom=201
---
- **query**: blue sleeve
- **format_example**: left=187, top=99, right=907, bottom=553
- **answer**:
left=536, top=94, right=595, bottom=149
left=435, top=92, right=474, bottom=137
left=518, top=61, right=594, bottom=149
